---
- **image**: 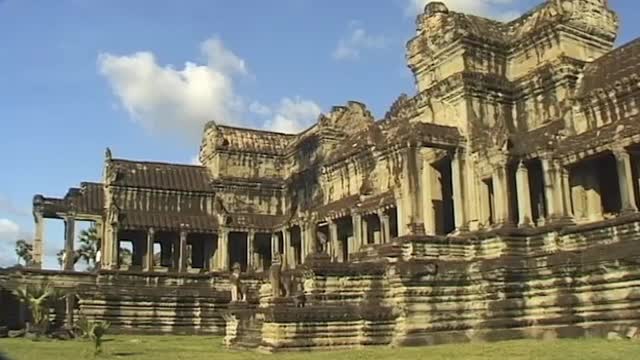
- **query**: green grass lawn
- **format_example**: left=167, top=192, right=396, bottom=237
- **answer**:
left=1, top=336, right=639, bottom=360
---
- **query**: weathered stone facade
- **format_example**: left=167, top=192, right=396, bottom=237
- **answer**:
left=6, top=0, right=640, bottom=350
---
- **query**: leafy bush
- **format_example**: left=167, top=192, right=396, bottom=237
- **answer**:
left=74, top=316, right=111, bottom=355
left=11, top=282, right=64, bottom=336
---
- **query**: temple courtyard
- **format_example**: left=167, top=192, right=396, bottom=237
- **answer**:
left=1, top=336, right=639, bottom=360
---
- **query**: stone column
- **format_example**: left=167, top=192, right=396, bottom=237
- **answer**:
left=395, top=195, right=406, bottom=236
left=271, top=232, right=279, bottom=261
left=65, top=294, right=75, bottom=328
left=247, top=231, right=255, bottom=271
left=561, top=167, right=574, bottom=219
left=95, top=220, right=104, bottom=267
left=110, top=224, right=119, bottom=269
left=585, top=171, right=603, bottom=221
left=362, top=216, right=370, bottom=245
left=614, top=149, right=638, bottom=213
left=283, top=228, right=293, bottom=269
left=515, top=162, right=533, bottom=227
left=541, top=157, right=562, bottom=219
left=33, top=211, right=44, bottom=269
left=352, top=214, right=363, bottom=254
left=306, top=223, right=317, bottom=256
left=216, top=229, right=229, bottom=271
left=492, top=164, right=511, bottom=225
left=145, top=227, right=155, bottom=272
left=379, top=212, right=391, bottom=244
left=451, top=150, right=467, bottom=231
left=329, top=220, right=339, bottom=261
left=421, top=156, right=436, bottom=236
left=63, top=216, right=76, bottom=271
left=178, top=230, right=188, bottom=273
left=202, top=235, right=214, bottom=271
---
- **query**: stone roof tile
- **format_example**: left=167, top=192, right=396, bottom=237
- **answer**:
left=111, top=159, right=213, bottom=192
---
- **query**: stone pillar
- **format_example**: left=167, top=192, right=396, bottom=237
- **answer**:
left=421, top=155, right=436, bottom=236
left=305, top=223, right=316, bottom=256
left=177, top=230, right=188, bottom=273
left=63, top=216, right=76, bottom=271
left=216, top=230, right=229, bottom=271
left=247, top=231, right=255, bottom=271
left=361, top=216, right=370, bottom=245
left=515, top=162, right=533, bottom=227
left=352, top=214, right=363, bottom=254
left=395, top=195, right=406, bottom=236
left=271, top=232, right=279, bottom=261
left=202, top=235, right=214, bottom=271
left=110, top=224, right=119, bottom=269
left=299, top=224, right=307, bottom=262
left=380, top=212, right=391, bottom=244
left=33, top=211, right=44, bottom=269
left=492, top=164, right=511, bottom=225
left=451, top=150, right=467, bottom=231
left=541, top=157, right=562, bottom=219
left=585, top=171, right=603, bottom=221
left=561, top=167, right=574, bottom=219
left=65, top=294, right=75, bottom=328
left=145, top=227, right=155, bottom=272
left=329, top=220, right=339, bottom=261
left=283, top=228, right=293, bottom=269
left=614, top=149, right=638, bottom=213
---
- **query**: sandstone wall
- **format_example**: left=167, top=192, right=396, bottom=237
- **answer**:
left=250, top=217, right=640, bottom=351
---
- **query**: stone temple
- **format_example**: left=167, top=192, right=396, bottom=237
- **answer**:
left=3, top=0, right=640, bottom=351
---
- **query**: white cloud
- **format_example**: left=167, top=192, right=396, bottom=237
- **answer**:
left=99, top=36, right=247, bottom=140
left=333, top=22, right=386, bottom=61
left=99, top=36, right=324, bottom=139
left=0, top=218, right=19, bottom=238
left=261, top=97, right=322, bottom=134
left=190, top=155, right=201, bottom=165
left=249, top=101, right=272, bottom=117
left=0, top=218, right=20, bottom=267
left=406, top=0, right=521, bottom=21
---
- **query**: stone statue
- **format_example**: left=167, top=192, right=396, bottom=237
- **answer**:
left=105, top=147, right=112, bottom=161
left=108, top=202, right=119, bottom=225
left=316, top=232, right=328, bottom=254
left=269, top=252, right=283, bottom=298
left=229, top=262, right=247, bottom=302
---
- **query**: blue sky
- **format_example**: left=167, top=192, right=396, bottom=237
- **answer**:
left=1, top=0, right=638, bottom=268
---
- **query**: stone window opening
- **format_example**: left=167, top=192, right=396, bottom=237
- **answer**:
left=290, top=226, right=303, bottom=266
left=253, top=233, right=273, bottom=272
left=363, top=214, right=382, bottom=245
left=481, top=178, right=496, bottom=226
left=570, top=153, right=623, bottom=222
left=386, top=207, right=399, bottom=239
left=228, top=232, right=248, bottom=272
left=527, top=159, right=548, bottom=225
left=432, top=158, right=455, bottom=235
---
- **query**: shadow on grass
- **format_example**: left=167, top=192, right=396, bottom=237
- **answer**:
left=111, top=352, right=142, bottom=357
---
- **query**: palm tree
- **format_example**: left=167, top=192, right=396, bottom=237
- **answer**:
left=15, top=239, right=33, bottom=266
left=11, top=282, right=64, bottom=335
left=77, top=225, right=101, bottom=270
left=55, top=223, right=101, bottom=270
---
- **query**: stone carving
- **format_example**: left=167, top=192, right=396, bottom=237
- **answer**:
left=269, top=252, right=283, bottom=298
left=229, top=262, right=247, bottom=302
left=24, top=0, right=640, bottom=352
left=316, top=232, right=328, bottom=254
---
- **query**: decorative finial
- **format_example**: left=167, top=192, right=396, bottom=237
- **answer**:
left=424, top=2, right=449, bottom=17
left=105, top=147, right=112, bottom=161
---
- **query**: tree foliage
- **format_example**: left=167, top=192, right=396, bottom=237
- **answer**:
left=15, top=239, right=33, bottom=266
left=75, top=317, right=111, bottom=355
left=56, top=223, right=101, bottom=270
left=11, top=282, right=64, bottom=335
